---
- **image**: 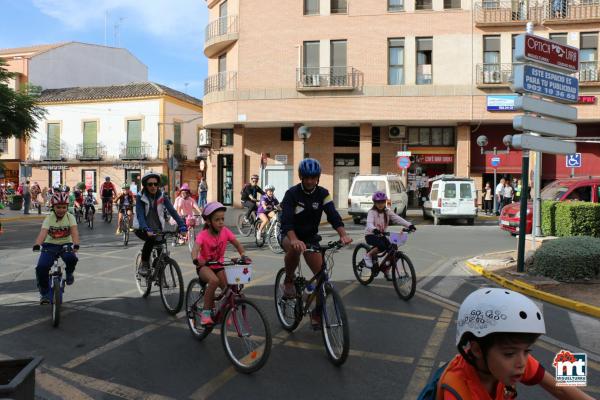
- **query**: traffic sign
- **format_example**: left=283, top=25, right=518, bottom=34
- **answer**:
left=514, top=95, right=577, bottom=121
left=511, top=134, right=576, bottom=155
left=491, top=157, right=501, bottom=167
left=513, top=115, right=577, bottom=138
left=396, top=151, right=412, bottom=157
left=514, top=34, right=579, bottom=73
left=565, top=153, right=582, bottom=168
left=397, top=156, right=411, bottom=169
left=512, top=64, right=578, bottom=103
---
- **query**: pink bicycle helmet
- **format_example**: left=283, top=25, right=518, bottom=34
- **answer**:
left=372, top=191, right=388, bottom=202
left=180, top=183, right=190, bottom=192
left=202, top=201, right=226, bottom=218
left=51, top=192, right=70, bottom=205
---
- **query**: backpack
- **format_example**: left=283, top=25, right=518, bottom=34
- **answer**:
left=240, top=183, right=251, bottom=200
left=417, top=362, right=452, bottom=400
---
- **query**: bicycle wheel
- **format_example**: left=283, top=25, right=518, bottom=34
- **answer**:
left=107, top=209, right=113, bottom=223
left=37, top=202, right=41, bottom=214
left=268, top=222, right=284, bottom=254
left=187, top=227, right=195, bottom=252
left=51, top=278, right=61, bottom=328
left=392, top=253, right=417, bottom=301
left=122, top=217, right=129, bottom=246
left=321, top=284, right=349, bottom=366
left=273, top=268, right=302, bottom=332
left=75, top=209, right=82, bottom=224
left=135, top=252, right=152, bottom=297
left=237, top=213, right=253, bottom=237
left=159, top=258, right=184, bottom=314
left=221, top=298, right=272, bottom=374
left=87, top=212, right=94, bottom=229
left=185, top=278, right=212, bottom=341
left=352, top=244, right=375, bottom=285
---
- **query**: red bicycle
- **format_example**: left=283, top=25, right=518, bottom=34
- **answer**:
left=102, top=198, right=113, bottom=223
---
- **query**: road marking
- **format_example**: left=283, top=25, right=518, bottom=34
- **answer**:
left=244, top=294, right=272, bottom=301
left=36, top=369, right=95, bottom=400
left=76, top=272, right=131, bottom=284
left=63, top=321, right=169, bottom=369
left=65, top=304, right=156, bottom=323
left=568, top=311, right=600, bottom=354
left=77, top=252, right=128, bottom=260
left=347, top=306, right=436, bottom=321
left=402, top=308, right=454, bottom=400
left=284, top=340, right=415, bottom=364
left=415, top=289, right=459, bottom=312
left=0, top=310, right=76, bottom=337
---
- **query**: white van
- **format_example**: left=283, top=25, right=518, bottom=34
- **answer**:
left=422, top=175, right=477, bottom=225
left=347, top=174, right=408, bottom=224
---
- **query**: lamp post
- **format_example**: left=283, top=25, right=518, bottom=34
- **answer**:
left=164, top=139, right=173, bottom=199
left=476, top=135, right=511, bottom=215
left=297, top=125, right=311, bottom=160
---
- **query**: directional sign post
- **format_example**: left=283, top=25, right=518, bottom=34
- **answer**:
left=397, top=156, right=411, bottom=169
left=514, top=33, right=579, bottom=73
left=513, top=64, right=578, bottom=103
left=566, top=153, right=582, bottom=177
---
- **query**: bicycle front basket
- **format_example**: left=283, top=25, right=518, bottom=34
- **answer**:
left=225, top=265, right=253, bottom=285
left=390, top=232, right=408, bottom=246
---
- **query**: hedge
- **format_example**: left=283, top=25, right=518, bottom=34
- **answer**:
left=541, top=200, right=600, bottom=238
left=529, top=236, right=600, bottom=281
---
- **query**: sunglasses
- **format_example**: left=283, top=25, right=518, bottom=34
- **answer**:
left=251, top=179, right=258, bottom=182
left=146, top=182, right=159, bottom=187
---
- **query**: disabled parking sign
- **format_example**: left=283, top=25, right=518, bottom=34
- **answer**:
left=565, top=153, right=582, bottom=168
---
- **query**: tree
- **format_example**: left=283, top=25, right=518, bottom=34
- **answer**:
left=0, top=58, right=46, bottom=140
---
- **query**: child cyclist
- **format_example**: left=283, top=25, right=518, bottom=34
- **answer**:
left=174, top=183, right=203, bottom=244
left=256, top=184, right=280, bottom=239
left=436, top=288, right=593, bottom=400
left=83, top=187, right=97, bottom=220
left=363, top=191, right=416, bottom=272
left=191, top=202, right=250, bottom=326
left=115, top=183, right=135, bottom=234
left=32, top=192, right=80, bottom=304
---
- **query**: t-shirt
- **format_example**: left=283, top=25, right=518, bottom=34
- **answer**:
left=195, top=227, right=237, bottom=268
left=439, top=354, right=545, bottom=400
left=495, top=183, right=504, bottom=197
left=42, top=213, right=77, bottom=245
left=241, top=184, right=263, bottom=202
left=175, top=196, right=197, bottom=217
left=257, top=194, right=279, bottom=214
left=101, top=182, right=116, bottom=198
left=84, top=193, right=96, bottom=205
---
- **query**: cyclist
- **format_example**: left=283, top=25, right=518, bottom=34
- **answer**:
left=83, top=187, right=97, bottom=220
left=241, top=174, right=263, bottom=223
left=191, top=201, right=249, bottom=326
left=438, top=288, right=593, bottom=400
left=32, top=192, right=80, bottom=304
left=256, top=184, right=279, bottom=240
left=280, top=158, right=352, bottom=327
left=70, top=183, right=85, bottom=216
left=363, top=191, right=416, bottom=274
left=100, top=176, right=117, bottom=219
left=174, top=183, right=202, bottom=244
left=115, top=183, right=135, bottom=234
left=133, top=172, right=186, bottom=277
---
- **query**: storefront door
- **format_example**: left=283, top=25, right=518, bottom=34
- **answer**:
left=218, top=154, right=233, bottom=205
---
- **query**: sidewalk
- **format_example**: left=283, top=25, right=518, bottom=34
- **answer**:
left=0, top=207, right=48, bottom=223
left=464, top=250, right=600, bottom=318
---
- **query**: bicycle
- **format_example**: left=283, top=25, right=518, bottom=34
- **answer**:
left=74, top=204, right=84, bottom=224
left=274, top=239, right=349, bottom=366
left=255, top=209, right=283, bottom=254
left=171, top=214, right=202, bottom=251
left=35, top=245, right=74, bottom=327
left=84, top=206, right=94, bottom=229
left=119, top=207, right=132, bottom=246
left=185, top=258, right=272, bottom=374
left=102, top=198, right=113, bottom=223
left=351, top=229, right=417, bottom=300
left=134, top=231, right=184, bottom=314
left=236, top=208, right=257, bottom=237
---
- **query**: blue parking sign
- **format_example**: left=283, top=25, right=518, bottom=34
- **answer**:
left=565, top=153, right=582, bottom=168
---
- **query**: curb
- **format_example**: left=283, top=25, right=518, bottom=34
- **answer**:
left=319, top=216, right=353, bottom=226
left=465, top=261, right=600, bottom=319
left=0, top=215, right=46, bottom=223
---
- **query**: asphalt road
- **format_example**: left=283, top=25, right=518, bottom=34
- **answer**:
left=0, top=213, right=599, bottom=399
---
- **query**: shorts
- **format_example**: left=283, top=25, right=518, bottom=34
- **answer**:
left=365, top=234, right=390, bottom=252
left=197, top=264, right=224, bottom=275
left=119, top=207, right=132, bottom=214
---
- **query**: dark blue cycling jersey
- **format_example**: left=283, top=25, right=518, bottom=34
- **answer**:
left=280, top=184, right=344, bottom=241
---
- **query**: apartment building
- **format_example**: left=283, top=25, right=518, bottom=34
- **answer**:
left=202, top=0, right=599, bottom=207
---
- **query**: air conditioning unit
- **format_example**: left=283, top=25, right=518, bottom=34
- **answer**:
left=389, top=126, right=406, bottom=140
left=198, top=129, right=212, bottom=147
left=303, top=74, right=321, bottom=87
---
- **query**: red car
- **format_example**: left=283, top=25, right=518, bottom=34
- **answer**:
left=499, top=177, right=600, bottom=235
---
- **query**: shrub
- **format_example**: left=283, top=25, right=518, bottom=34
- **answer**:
left=554, top=202, right=600, bottom=238
left=541, top=200, right=558, bottom=236
left=529, top=236, right=600, bottom=281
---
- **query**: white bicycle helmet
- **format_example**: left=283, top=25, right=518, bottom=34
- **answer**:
left=264, top=184, right=275, bottom=191
left=456, top=288, right=545, bottom=346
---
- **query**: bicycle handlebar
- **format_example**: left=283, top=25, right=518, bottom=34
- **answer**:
left=206, top=257, right=252, bottom=267
left=304, top=240, right=344, bottom=253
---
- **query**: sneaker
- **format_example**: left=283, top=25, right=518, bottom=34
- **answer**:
left=39, top=292, right=50, bottom=305
left=243, top=216, right=249, bottom=223
left=256, top=230, right=262, bottom=239
left=363, top=255, right=373, bottom=268
left=200, top=309, right=215, bottom=326
left=65, top=273, right=74, bottom=285
left=310, top=309, right=322, bottom=330
left=138, top=261, right=150, bottom=277
left=116, top=228, right=122, bottom=235
left=282, top=281, right=296, bottom=299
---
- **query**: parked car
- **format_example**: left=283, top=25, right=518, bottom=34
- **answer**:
left=422, top=175, right=478, bottom=225
left=499, top=176, right=600, bottom=236
left=347, top=174, right=408, bottom=224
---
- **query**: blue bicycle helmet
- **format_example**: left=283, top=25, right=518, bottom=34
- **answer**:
left=298, top=158, right=321, bottom=177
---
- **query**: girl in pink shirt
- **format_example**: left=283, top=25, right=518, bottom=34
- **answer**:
left=191, top=201, right=248, bottom=326
left=175, top=183, right=202, bottom=218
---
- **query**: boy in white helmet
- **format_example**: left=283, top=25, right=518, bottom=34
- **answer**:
left=437, top=288, right=593, bottom=399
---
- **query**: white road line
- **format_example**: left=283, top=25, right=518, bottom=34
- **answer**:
left=568, top=312, right=600, bottom=354
left=36, top=369, right=95, bottom=400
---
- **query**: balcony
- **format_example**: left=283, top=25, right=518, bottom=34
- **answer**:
left=475, top=0, right=543, bottom=26
left=75, top=143, right=106, bottom=161
left=543, top=0, right=600, bottom=23
left=40, top=141, right=68, bottom=161
left=476, top=63, right=515, bottom=87
left=119, top=142, right=151, bottom=160
left=173, top=143, right=188, bottom=161
left=296, top=67, right=362, bottom=91
left=204, top=71, right=237, bottom=95
left=579, top=61, right=600, bottom=85
left=204, top=15, right=239, bottom=58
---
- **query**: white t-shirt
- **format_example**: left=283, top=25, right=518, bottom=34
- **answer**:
left=495, top=183, right=504, bottom=196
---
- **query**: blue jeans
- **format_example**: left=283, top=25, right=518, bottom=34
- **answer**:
left=198, top=191, right=207, bottom=208
left=36, top=243, right=78, bottom=295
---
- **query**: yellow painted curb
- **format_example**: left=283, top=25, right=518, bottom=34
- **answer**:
left=320, top=216, right=352, bottom=226
left=0, top=215, right=46, bottom=223
left=465, top=261, right=600, bottom=319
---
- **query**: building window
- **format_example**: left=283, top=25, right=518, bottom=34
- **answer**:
left=388, top=0, right=404, bottom=11
left=334, top=127, right=359, bottom=147
left=483, top=35, right=501, bottom=83
left=331, top=40, right=347, bottom=85
left=388, top=38, right=405, bottom=85
left=408, top=127, right=455, bottom=146
left=0, top=138, right=8, bottom=153
left=416, top=0, right=432, bottom=10
left=281, top=127, right=294, bottom=141
left=372, top=127, right=381, bottom=147
left=549, top=33, right=568, bottom=45
left=221, top=129, right=233, bottom=147
left=331, top=0, right=347, bottom=13
left=580, top=32, right=598, bottom=82
left=334, top=153, right=359, bottom=166
left=511, top=34, right=518, bottom=64
left=416, top=37, right=433, bottom=84
left=302, top=41, right=320, bottom=85
left=444, top=0, right=461, bottom=8
left=304, top=0, right=320, bottom=15
left=47, top=122, right=61, bottom=159
left=372, top=153, right=381, bottom=167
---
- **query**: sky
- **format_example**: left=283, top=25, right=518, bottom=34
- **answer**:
left=0, top=0, right=209, bottom=99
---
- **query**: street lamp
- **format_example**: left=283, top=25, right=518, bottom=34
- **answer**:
left=476, top=135, right=511, bottom=215
left=297, top=126, right=311, bottom=160
left=164, top=139, right=173, bottom=199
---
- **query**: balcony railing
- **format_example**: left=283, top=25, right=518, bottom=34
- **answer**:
left=475, top=0, right=543, bottom=24
left=296, top=67, right=361, bottom=91
left=41, top=140, right=68, bottom=161
left=119, top=142, right=151, bottom=160
left=579, top=61, right=600, bottom=84
left=173, top=143, right=188, bottom=161
left=476, top=63, right=515, bottom=86
left=204, top=71, right=237, bottom=95
left=204, top=15, right=239, bottom=58
left=544, top=0, right=600, bottom=22
left=75, top=143, right=106, bottom=160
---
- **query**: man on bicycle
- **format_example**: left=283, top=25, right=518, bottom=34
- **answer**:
left=115, top=183, right=135, bottom=234
left=241, top=174, right=263, bottom=223
left=280, top=158, right=352, bottom=327
left=100, top=176, right=117, bottom=218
